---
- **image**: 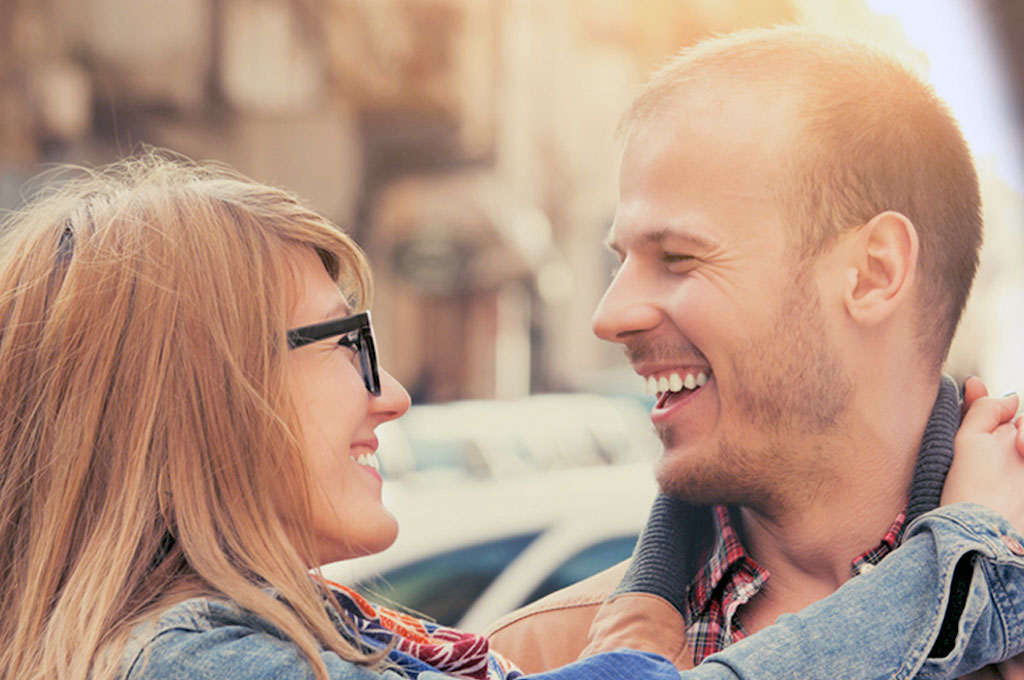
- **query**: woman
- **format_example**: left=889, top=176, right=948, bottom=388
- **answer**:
left=0, top=152, right=1020, bottom=680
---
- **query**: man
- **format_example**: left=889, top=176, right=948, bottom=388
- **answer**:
left=486, top=25, right=995, bottom=673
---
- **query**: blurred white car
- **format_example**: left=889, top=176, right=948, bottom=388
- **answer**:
left=321, top=463, right=659, bottom=632
left=374, top=393, right=659, bottom=483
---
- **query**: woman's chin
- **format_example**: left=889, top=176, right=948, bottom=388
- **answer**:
left=317, top=513, right=399, bottom=565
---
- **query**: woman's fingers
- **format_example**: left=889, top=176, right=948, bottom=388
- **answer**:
left=960, top=392, right=1019, bottom=434
left=961, top=375, right=989, bottom=418
left=1017, top=415, right=1024, bottom=457
left=944, top=387, right=1024, bottom=531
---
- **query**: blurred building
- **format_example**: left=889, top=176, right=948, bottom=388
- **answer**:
left=0, top=0, right=799, bottom=401
left=1, top=0, right=1020, bottom=401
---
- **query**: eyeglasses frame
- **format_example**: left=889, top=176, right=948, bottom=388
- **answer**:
left=286, top=310, right=381, bottom=396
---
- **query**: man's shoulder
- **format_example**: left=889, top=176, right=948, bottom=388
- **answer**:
left=484, top=559, right=629, bottom=674
left=485, top=558, right=629, bottom=636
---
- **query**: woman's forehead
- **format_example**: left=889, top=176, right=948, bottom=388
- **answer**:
left=286, top=246, right=351, bottom=325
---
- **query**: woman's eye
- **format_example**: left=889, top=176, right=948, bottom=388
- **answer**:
left=336, top=339, right=360, bottom=362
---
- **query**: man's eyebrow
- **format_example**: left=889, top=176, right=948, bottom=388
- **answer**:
left=602, top=234, right=622, bottom=255
left=644, top=228, right=717, bottom=251
left=604, top=227, right=718, bottom=254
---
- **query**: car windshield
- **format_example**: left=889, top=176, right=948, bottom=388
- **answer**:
left=520, top=535, right=637, bottom=606
left=353, top=532, right=541, bottom=626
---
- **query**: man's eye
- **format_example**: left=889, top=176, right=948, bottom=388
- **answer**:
left=662, top=253, right=696, bottom=273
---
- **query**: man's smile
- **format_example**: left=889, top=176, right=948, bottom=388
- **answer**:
left=642, top=368, right=710, bottom=397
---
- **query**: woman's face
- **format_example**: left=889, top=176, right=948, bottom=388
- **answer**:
left=285, top=247, right=410, bottom=565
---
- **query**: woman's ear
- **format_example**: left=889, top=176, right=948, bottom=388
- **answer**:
left=843, top=211, right=919, bottom=326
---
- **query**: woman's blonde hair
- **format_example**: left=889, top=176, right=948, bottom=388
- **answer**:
left=0, top=150, right=381, bottom=680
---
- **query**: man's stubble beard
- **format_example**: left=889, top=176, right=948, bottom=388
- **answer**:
left=656, top=278, right=854, bottom=513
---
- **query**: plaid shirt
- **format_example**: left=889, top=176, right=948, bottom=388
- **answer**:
left=684, top=504, right=907, bottom=664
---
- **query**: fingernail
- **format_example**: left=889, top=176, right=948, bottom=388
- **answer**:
left=960, top=375, right=975, bottom=399
left=1003, top=391, right=1017, bottom=398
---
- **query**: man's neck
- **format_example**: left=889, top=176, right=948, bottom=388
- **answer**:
left=736, top=376, right=942, bottom=634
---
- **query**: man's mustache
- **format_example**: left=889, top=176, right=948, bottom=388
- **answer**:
left=624, top=337, right=708, bottom=366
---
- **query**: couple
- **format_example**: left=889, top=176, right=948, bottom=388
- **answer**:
left=1, top=25, right=1023, bottom=680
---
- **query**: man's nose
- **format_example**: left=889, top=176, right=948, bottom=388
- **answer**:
left=591, top=259, right=661, bottom=342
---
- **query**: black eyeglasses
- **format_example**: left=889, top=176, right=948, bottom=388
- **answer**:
left=286, top=310, right=381, bottom=396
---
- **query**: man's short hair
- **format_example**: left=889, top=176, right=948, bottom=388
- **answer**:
left=621, top=26, right=982, bottom=369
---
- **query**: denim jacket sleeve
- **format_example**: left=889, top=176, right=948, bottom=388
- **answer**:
left=126, top=503, right=1022, bottom=680
left=428, top=503, right=1024, bottom=680
left=672, top=502, right=1024, bottom=680
left=122, top=601, right=413, bottom=680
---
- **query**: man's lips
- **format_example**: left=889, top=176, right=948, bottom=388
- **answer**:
left=651, top=372, right=713, bottom=422
left=641, top=368, right=711, bottom=397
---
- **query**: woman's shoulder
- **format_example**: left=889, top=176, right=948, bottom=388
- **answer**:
left=119, top=596, right=400, bottom=680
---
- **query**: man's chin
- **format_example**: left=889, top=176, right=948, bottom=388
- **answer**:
left=654, top=448, right=767, bottom=507
left=657, top=479, right=726, bottom=506
left=655, top=455, right=725, bottom=505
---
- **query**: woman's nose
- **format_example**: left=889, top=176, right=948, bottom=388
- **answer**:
left=372, top=368, right=411, bottom=422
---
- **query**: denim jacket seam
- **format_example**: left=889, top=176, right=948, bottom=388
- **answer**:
left=898, top=505, right=1024, bottom=679
left=893, top=540, right=963, bottom=680
left=985, top=560, right=1019, bottom=657
left=909, top=505, right=1021, bottom=559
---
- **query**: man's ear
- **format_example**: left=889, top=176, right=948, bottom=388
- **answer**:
left=843, top=211, right=918, bottom=326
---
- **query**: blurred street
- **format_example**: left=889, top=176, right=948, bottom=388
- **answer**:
left=2, top=0, right=1022, bottom=401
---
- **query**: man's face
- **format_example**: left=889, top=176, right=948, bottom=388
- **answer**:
left=592, top=95, right=853, bottom=511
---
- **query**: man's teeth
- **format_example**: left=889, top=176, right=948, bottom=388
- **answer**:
left=352, top=453, right=380, bottom=471
left=644, top=371, right=708, bottom=395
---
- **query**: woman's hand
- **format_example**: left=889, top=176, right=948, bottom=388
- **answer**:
left=960, top=375, right=1024, bottom=454
left=942, top=376, right=1024, bottom=531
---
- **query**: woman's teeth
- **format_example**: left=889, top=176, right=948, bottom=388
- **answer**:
left=644, top=371, right=708, bottom=396
left=352, top=453, right=380, bottom=472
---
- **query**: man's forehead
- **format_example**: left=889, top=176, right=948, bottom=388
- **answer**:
left=611, top=100, right=799, bottom=258
left=624, top=79, right=804, bottom=166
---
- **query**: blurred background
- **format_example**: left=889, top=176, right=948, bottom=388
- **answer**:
left=2, top=0, right=1023, bottom=629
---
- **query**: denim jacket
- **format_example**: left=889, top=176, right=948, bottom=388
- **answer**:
left=120, top=503, right=1024, bottom=680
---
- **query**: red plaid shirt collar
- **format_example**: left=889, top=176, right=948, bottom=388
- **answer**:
left=684, top=504, right=907, bottom=664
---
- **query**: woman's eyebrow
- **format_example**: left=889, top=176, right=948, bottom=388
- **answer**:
left=321, top=301, right=351, bottom=321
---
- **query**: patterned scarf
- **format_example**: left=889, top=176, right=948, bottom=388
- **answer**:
left=329, top=582, right=523, bottom=680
